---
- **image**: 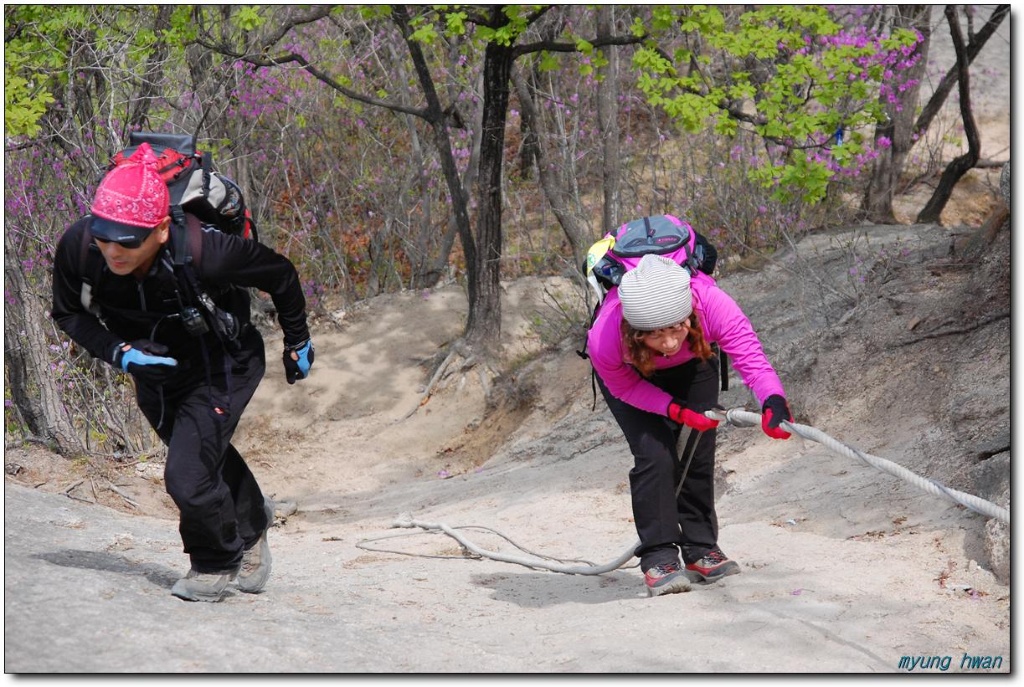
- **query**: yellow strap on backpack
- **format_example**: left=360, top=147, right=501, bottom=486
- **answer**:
left=584, top=236, right=616, bottom=307
left=585, top=236, right=616, bottom=276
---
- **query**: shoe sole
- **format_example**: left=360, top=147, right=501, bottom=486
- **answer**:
left=170, top=586, right=228, bottom=602
left=237, top=497, right=275, bottom=594
left=171, top=574, right=235, bottom=603
left=646, top=575, right=693, bottom=597
left=684, top=561, right=741, bottom=584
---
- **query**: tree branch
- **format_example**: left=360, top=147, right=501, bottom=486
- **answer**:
left=513, top=32, right=645, bottom=57
left=898, top=311, right=1009, bottom=347
left=916, top=5, right=983, bottom=223
left=256, top=5, right=335, bottom=49
left=913, top=5, right=1009, bottom=136
left=190, top=6, right=336, bottom=59
left=245, top=51, right=430, bottom=120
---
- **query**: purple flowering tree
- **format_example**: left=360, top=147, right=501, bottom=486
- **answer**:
left=194, top=5, right=642, bottom=354
left=862, top=5, right=1009, bottom=224
left=915, top=5, right=1009, bottom=224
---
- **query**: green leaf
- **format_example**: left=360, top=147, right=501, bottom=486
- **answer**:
left=538, top=52, right=559, bottom=72
left=233, top=6, right=264, bottom=31
left=630, top=4, right=909, bottom=203
left=445, top=11, right=468, bottom=35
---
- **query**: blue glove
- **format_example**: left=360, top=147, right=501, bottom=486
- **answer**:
left=283, top=339, right=314, bottom=384
left=114, top=340, right=178, bottom=385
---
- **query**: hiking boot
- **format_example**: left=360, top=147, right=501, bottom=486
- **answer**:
left=237, top=497, right=275, bottom=594
left=685, top=547, right=741, bottom=583
left=171, top=569, right=236, bottom=602
left=644, top=562, right=692, bottom=597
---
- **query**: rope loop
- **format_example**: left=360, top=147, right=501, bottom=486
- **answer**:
left=356, top=408, right=1008, bottom=577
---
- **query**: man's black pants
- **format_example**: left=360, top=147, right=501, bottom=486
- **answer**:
left=597, top=356, right=721, bottom=572
left=137, top=330, right=271, bottom=573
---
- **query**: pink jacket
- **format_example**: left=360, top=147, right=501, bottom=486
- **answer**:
left=587, top=271, right=785, bottom=416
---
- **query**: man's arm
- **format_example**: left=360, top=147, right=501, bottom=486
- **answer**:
left=50, top=219, right=123, bottom=364
left=195, top=229, right=310, bottom=347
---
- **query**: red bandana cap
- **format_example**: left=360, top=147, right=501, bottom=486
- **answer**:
left=90, top=142, right=169, bottom=242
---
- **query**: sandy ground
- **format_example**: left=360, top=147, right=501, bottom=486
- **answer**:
left=4, top=230, right=1011, bottom=673
left=3, top=9, right=1012, bottom=677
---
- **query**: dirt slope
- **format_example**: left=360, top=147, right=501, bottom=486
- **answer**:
left=4, top=214, right=1010, bottom=674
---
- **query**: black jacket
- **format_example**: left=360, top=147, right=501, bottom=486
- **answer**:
left=51, top=215, right=310, bottom=368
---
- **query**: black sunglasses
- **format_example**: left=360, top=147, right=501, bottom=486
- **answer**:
left=94, top=232, right=150, bottom=250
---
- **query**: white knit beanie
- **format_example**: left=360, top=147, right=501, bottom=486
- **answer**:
left=618, top=254, right=692, bottom=330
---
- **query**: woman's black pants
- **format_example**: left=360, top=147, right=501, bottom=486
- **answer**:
left=597, top=356, right=721, bottom=572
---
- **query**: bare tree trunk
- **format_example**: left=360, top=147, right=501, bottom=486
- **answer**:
left=917, top=6, right=982, bottom=224
left=468, top=40, right=515, bottom=350
left=889, top=7, right=931, bottom=177
left=434, top=41, right=485, bottom=290
left=389, top=38, right=446, bottom=289
left=597, top=5, right=621, bottom=235
left=4, top=231, right=81, bottom=456
left=862, top=6, right=931, bottom=223
left=913, top=5, right=1009, bottom=139
left=126, top=5, right=174, bottom=131
left=512, top=68, right=591, bottom=271
left=863, top=117, right=898, bottom=223
left=390, top=7, right=479, bottom=325
left=518, top=86, right=539, bottom=180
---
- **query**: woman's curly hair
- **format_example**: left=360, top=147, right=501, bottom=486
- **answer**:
left=621, top=302, right=713, bottom=378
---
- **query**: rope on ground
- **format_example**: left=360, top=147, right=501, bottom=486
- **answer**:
left=380, top=513, right=639, bottom=575
left=356, top=522, right=616, bottom=566
left=359, top=431, right=704, bottom=575
left=360, top=408, right=1008, bottom=576
left=707, top=408, right=1010, bottom=524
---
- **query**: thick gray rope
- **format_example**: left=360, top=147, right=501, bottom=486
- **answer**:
left=374, top=408, right=1008, bottom=576
left=707, top=408, right=1010, bottom=524
left=382, top=431, right=707, bottom=574
left=387, top=513, right=638, bottom=574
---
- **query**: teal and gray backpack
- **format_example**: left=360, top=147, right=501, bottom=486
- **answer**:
left=577, top=215, right=728, bottom=403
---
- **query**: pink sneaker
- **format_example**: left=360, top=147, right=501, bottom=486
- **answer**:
left=685, top=547, right=740, bottom=582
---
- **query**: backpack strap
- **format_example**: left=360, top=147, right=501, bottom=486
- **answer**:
left=166, top=210, right=242, bottom=350
left=78, top=217, right=107, bottom=318
left=711, top=343, right=730, bottom=392
left=167, top=209, right=213, bottom=314
left=718, top=348, right=729, bottom=391
left=576, top=303, right=601, bottom=411
left=168, top=206, right=204, bottom=268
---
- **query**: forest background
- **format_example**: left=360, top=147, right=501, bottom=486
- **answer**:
left=3, top=4, right=1011, bottom=462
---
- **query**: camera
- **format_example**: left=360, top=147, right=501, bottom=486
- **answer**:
left=180, top=306, right=209, bottom=336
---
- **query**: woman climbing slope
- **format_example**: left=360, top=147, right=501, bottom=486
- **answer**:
left=587, top=251, right=793, bottom=597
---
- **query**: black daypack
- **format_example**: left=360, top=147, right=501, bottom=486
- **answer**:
left=112, top=131, right=258, bottom=242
